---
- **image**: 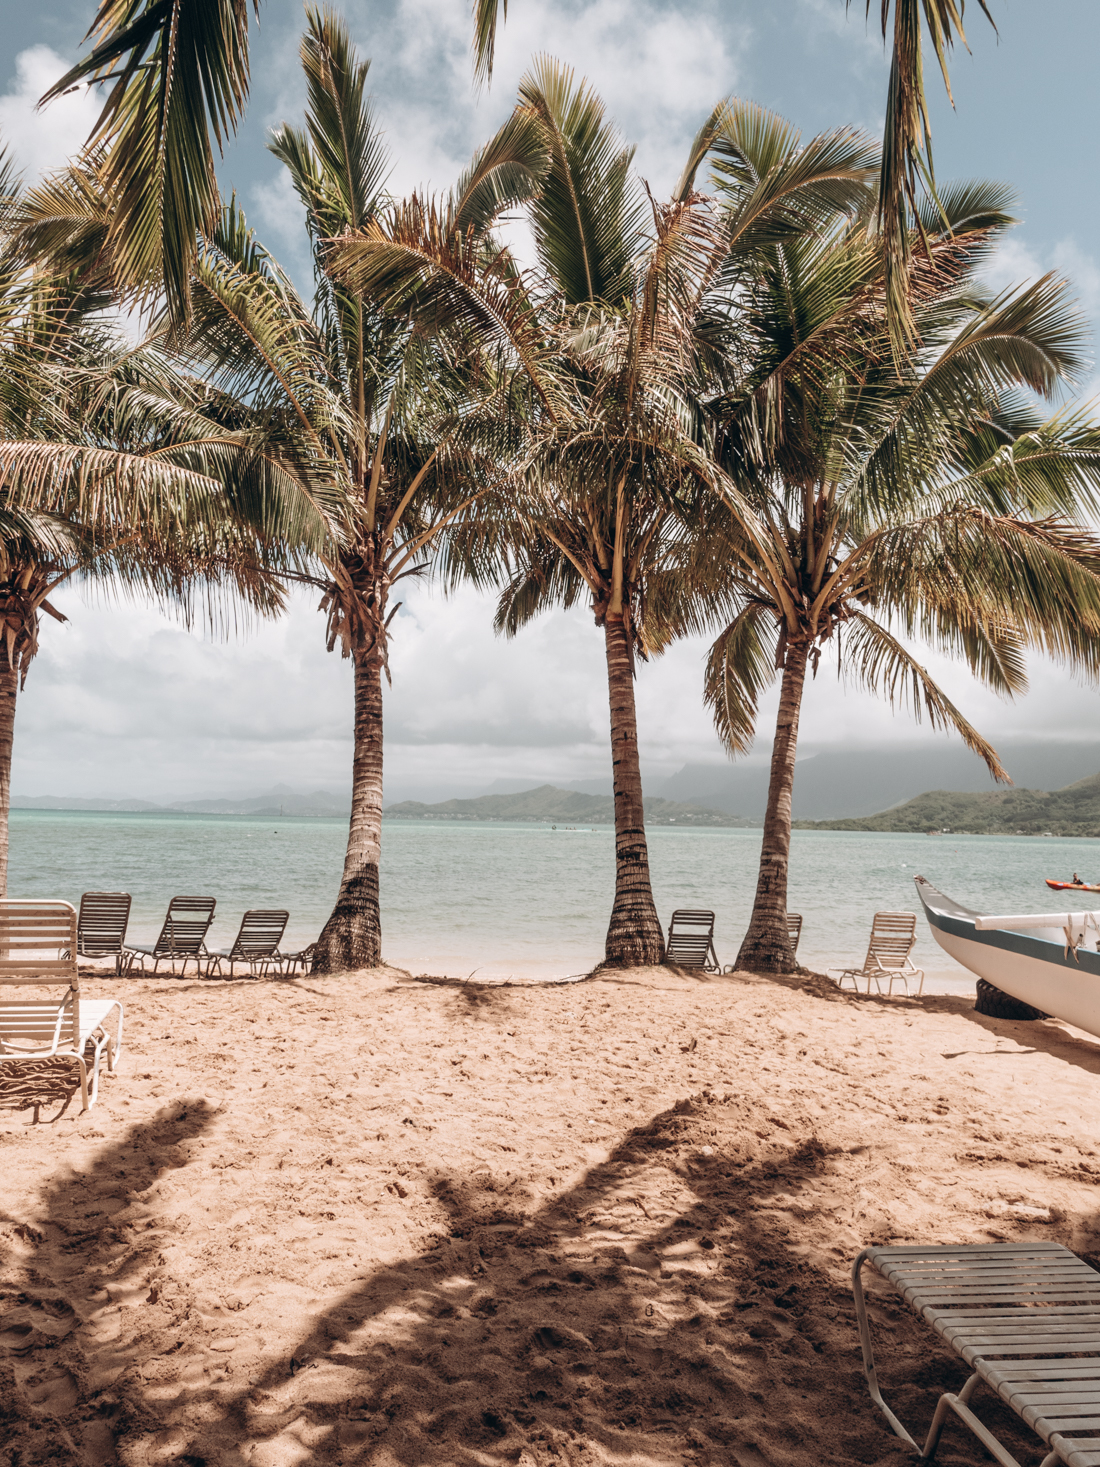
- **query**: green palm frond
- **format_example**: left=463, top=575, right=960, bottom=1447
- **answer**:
left=43, top=0, right=260, bottom=318
left=855, top=0, right=997, bottom=356
left=518, top=56, right=645, bottom=307
left=842, top=611, right=1008, bottom=778
left=472, top=0, right=506, bottom=85
left=703, top=600, right=777, bottom=754
left=451, top=105, right=549, bottom=236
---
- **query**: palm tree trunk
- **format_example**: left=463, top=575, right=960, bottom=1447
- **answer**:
left=602, top=613, right=665, bottom=967
left=0, top=660, right=15, bottom=898
left=734, top=638, right=809, bottom=973
left=312, top=650, right=384, bottom=973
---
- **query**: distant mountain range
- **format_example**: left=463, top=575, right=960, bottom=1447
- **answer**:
left=796, top=771, right=1100, bottom=838
left=660, top=740, right=1100, bottom=821
left=13, top=784, right=350, bottom=818
left=16, top=739, right=1100, bottom=829
left=384, top=784, right=754, bottom=827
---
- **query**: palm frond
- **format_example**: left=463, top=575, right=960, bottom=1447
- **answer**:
left=843, top=609, right=1008, bottom=779
left=703, top=600, right=777, bottom=754
left=43, top=0, right=260, bottom=317
left=518, top=56, right=646, bottom=306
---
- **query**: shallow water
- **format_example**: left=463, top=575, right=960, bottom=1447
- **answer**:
left=11, top=809, right=1097, bottom=990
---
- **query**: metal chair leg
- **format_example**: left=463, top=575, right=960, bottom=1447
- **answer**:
left=852, top=1250, right=919, bottom=1449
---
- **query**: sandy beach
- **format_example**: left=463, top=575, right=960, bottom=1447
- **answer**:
left=4, top=963, right=1100, bottom=1465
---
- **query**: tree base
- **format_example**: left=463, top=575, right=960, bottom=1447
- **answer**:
left=311, top=868, right=382, bottom=974
left=734, top=933, right=797, bottom=975
left=602, top=934, right=666, bottom=968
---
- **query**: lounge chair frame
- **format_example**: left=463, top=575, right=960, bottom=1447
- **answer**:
left=836, top=910, right=925, bottom=995
left=787, top=913, right=803, bottom=956
left=0, top=899, right=123, bottom=1110
left=274, top=942, right=315, bottom=977
left=206, top=909, right=289, bottom=978
left=666, top=909, right=719, bottom=971
left=122, top=895, right=216, bottom=976
left=76, top=891, right=132, bottom=974
left=853, top=1241, right=1100, bottom=1467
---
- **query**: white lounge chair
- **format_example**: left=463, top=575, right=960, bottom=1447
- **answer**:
left=835, top=911, right=925, bottom=995
left=0, top=899, right=124, bottom=1110
left=854, top=1241, right=1100, bottom=1467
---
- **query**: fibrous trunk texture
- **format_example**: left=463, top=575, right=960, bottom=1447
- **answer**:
left=0, top=659, right=14, bottom=898
left=312, top=651, right=384, bottom=973
left=602, top=613, right=665, bottom=967
left=735, top=639, right=809, bottom=973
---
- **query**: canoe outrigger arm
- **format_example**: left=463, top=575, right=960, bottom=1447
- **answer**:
left=974, top=910, right=1100, bottom=962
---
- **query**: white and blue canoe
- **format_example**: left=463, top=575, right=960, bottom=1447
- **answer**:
left=914, top=875, right=1100, bottom=1039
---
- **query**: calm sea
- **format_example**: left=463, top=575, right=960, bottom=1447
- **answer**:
left=10, top=809, right=1094, bottom=990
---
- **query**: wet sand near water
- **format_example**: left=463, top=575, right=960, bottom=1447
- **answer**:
left=3, top=964, right=1100, bottom=1466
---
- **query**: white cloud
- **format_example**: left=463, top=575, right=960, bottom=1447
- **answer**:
left=0, top=46, right=99, bottom=182
left=14, top=572, right=1100, bottom=807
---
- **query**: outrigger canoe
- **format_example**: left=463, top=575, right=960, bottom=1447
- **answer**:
left=1047, top=879, right=1100, bottom=893
left=914, top=875, right=1100, bottom=1040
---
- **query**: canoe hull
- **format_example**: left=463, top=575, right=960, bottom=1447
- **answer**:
left=915, top=876, right=1100, bottom=1039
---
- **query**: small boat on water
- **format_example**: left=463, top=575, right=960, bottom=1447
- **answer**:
left=1046, top=878, right=1100, bottom=893
left=914, top=875, right=1100, bottom=1039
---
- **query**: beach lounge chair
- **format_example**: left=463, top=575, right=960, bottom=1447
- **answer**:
left=853, top=1240, right=1100, bottom=1467
left=835, top=911, right=924, bottom=995
left=273, top=941, right=315, bottom=977
left=0, top=899, right=124, bottom=1110
left=666, top=910, right=719, bottom=971
left=122, top=895, right=216, bottom=976
left=205, top=909, right=289, bottom=978
left=788, top=913, right=803, bottom=956
left=76, top=891, right=131, bottom=974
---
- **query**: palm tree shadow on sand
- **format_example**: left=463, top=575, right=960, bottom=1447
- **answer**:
left=2, top=1086, right=1048, bottom=1466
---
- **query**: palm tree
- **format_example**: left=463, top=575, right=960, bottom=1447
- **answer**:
left=0, top=148, right=313, bottom=893
left=698, top=177, right=1100, bottom=973
left=168, top=10, right=544, bottom=972
left=330, top=64, right=879, bottom=967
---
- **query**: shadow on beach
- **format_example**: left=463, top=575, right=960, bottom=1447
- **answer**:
left=2, top=1091, right=1043, bottom=1466
left=1, top=963, right=1093, bottom=1465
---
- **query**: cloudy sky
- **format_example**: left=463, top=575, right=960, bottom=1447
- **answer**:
left=2, top=0, right=1099, bottom=802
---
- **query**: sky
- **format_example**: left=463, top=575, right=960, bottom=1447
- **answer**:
left=2, top=0, right=1100, bottom=803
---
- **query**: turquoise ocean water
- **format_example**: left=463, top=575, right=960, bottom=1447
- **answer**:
left=10, top=809, right=1097, bottom=991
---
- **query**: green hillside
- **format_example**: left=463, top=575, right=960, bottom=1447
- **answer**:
left=794, top=771, right=1100, bottom=837
left=384, top=783, right=756, bottom=827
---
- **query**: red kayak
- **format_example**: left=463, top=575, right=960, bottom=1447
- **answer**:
left=1046, top=879, right=1100, bottom=893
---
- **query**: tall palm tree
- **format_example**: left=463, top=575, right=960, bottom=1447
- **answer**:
left=330, top=63, right=879, bottom=967
left=698, top=178, right=1100, bottom=973
left=170, top=10, right=544, bottom=972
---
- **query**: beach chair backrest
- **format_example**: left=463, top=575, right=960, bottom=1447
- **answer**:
left=155, top=896, right=216, bottom=957
left=865, top=911, right=917, bottom=971
left=77, top=891, right=131, bottom=956
left=227, top=909, right=289, bottom=960
left=0, top=900, right=79, bottom=1047
left=666, top=909, right=716, bottom=967
left=787, top=913, right=803, bottom=955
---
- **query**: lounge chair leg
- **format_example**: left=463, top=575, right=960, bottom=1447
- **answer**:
left=920, top=1373, right=978, bottom=1460
left=851, top=1250, right=918, bottom=1449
